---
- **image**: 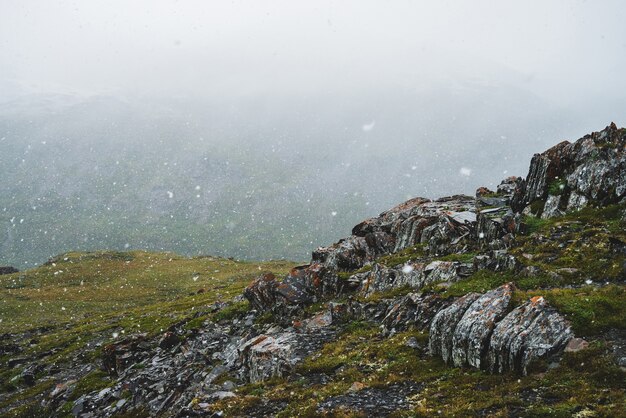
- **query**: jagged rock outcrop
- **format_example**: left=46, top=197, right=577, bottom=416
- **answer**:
left=511, top=123, right=626, bottom=216
left=237, top=333, right=299, bottom=383
left=487, top=296, right=573, bottom=374
left=312, top=195, right=476, bottom=273
left=358, top=261, right=473, bottom=297
left=428, top=285, right=572, bottom=374
left=450, top=283, right=514, bottom=369
left=246, top=195, right=479, bottom=313
left=240, top=124, right=624, bottom=380
left=380, top=293, right=450, bottom=334
left=428, top=292, right=482, bottom=364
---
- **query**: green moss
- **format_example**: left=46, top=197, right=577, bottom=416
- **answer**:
left=518, top=285, right=626, bottom=336
left=359, top=285, right=414, bottom=303
left=68, top=370, right=112, bottom=402
left=529, top=199, right=546, bottom=217
left=547, top=179, right=569, bottom=196
left=214, top=301, right=250, bottom=322
left=521, top=215, right=552, bottom=235
left=376, top=244, right=427, bottom=267
left=337, top=264, right=372, bottom=281
left=434, top=270, right=512, bottom=297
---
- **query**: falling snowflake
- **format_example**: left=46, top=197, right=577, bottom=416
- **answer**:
left=459, top=167, right=472, bottom=177
left=362, top=121, right=375, bottom=132
left=402, top=264, right=414, bottom=274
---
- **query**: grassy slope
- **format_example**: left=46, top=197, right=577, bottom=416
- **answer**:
left=0, top=251, right=298, bottom=414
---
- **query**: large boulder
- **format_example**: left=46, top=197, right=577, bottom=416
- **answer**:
left=429, top=285, right=574, bottom=374
left=428, top=284, right=514, bottom=369
left=428, top=292, right=482, bottom=364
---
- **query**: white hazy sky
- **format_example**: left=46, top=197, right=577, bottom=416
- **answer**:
left=1, top=0, right=625, bottom=103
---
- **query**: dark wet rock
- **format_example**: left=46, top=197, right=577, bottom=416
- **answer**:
left=0, top=266, right=18, bottom=275
left=102, top=333, right=149, bottom=375
left=512, top=123, right=626, bottom=215
left=243, top=272, right=279, bottom=312
left=381, top=293, right=451, bottom=334
left=473, top=250, right=518, bottom=272
left=7, top=356, right=28, bottom=369
left=488, top=296, right=572, bottom=374
left=158, top=331, right=180, bottom=350
left=244, top=266, right=339, bottom=317
left=429, top=293, right=481, bottom=364
left=20, top=365, right=37, bottom=386
left=317, top=380, right=424, bottom=416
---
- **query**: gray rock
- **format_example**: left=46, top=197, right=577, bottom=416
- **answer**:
left=239, top=333, right=298, bottom=383
left=381, top=293, right=450, bottom=334
left=488, top=296, right=572, bottom=374
left=512, top=123, right=626, bottom=215
left=359, top=260, right=472, bottom=297
left=428, top=292, right=481, bottom=364
left=451, top=284, right=513, bottom=369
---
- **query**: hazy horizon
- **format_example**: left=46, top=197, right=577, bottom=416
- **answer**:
left=1, top=1, right=625, bottom=267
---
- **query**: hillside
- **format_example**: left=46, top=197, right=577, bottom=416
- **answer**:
left=1, top=124, right=625, bottom=417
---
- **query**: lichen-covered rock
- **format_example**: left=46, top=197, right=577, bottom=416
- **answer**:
left=239, top=333, right=298, bottom=383
left=487, top=296, right=572, bottom=374
left=428, top=292, right=481, bottom=364
left=243, top=273, right=280, bottom=312
left=381, top=293, right=450, bottom=333
left=359, top=261, right=472, bottom=297
left=451, top=284, right=513, bottom=368
left=512, top=123, right=626, bottom=215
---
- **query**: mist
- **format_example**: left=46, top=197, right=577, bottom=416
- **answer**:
left=1, top=0, right=626, bottom=267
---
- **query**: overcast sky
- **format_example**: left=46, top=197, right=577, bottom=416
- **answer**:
left=1, top=0, right=625, bottom=105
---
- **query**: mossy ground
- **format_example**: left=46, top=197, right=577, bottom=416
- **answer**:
left=0, top=251, right=297, bottom=416
left=213, top=325, right=625, bottom=417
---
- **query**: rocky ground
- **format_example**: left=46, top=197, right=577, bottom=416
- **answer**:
left=1, top=123, right=625, bottom=417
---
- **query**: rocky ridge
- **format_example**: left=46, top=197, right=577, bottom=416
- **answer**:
left=2, top=124, right=625, bottom=417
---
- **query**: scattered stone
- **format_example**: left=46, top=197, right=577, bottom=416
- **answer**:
left=564, top=337, right=589, bottom=353
left=348, top=381, right=366, bottom=392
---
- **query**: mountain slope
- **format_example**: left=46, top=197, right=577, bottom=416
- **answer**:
left=1, top=124, right=625, bottom=417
